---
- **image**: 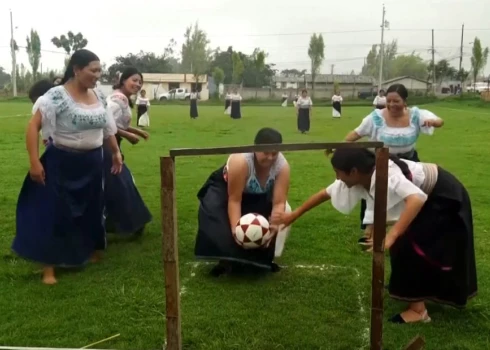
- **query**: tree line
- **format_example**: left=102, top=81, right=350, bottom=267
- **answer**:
left=1, top=24, right=488, bottom=94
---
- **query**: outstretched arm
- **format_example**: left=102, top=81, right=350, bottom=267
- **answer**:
left=273, top=189, right=330, bottom=227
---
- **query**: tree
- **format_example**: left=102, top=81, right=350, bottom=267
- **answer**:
left=51, top=31, right=88, bottom=55
left=0, top=67, right=11, bottom=89
left=389, top=53, right=428, bottom=80
left=26, top=29, right=42, bottom=80
left=361, top=40, right=398, bottom=79
left=427, top=59, right=458, bottom=86
left=308, top=33, right=325, bottom=92
left=212, top=67, right=225, bottom=97
left=252, top=49, right=266, bottom=96
left=470, top=37, right=489, bottom=83
left=107, top=50, right=174, bottom=80
left=232, top=52, right=244, bottom=84
left=181, top=22, right=211, bottom=84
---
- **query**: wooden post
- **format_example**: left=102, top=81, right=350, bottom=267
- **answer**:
left=403, top=336, right=426, bottom=350
left=160, top=156, right=182, bottom=350
left=370, top=147, right=389, bottom=350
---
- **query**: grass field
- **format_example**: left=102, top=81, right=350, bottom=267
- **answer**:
left=1, top=102, right=490, bottom=350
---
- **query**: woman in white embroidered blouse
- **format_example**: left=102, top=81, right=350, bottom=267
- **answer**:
left=104, top=67, right=152, bottom=237
left=296, top=89, right=312, bottom=133
left=135, top=89, right=150, bottom=126
left=29, top=79, right=55, bottom=146
left=190, top=89, right=199, bottom=119
left=273, top=148, right=477, bottom=324
left=372, top=89, right=386, bottom=109
left=230, top=88, right=242, bottom=119
left=343, top=83, right=444, bottom=239
left=13, top=49, right=123, bottom=285
left=331, top=91, right=343, bottom=118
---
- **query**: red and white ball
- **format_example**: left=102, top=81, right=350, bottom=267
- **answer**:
left=234, top=213, right=272, bottom=249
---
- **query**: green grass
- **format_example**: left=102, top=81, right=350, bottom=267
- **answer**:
left=1, top=102, right=490, bottom=350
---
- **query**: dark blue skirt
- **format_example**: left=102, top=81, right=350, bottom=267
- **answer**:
left=12, top=145, right=106, bottom=267
left=103, top=146, right=152, bottom=236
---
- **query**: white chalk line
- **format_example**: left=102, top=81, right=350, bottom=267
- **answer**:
left=0, top=113, right=30, bottom=119
left=436, top=106, right=490, bottom=116
left=183, top=261, right=370, bottom=349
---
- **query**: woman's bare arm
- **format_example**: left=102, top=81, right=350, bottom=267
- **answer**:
left=226, top=155, right=248, bottom=233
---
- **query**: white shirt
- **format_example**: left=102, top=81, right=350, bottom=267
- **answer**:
left=354, top=107, right=440, bottom=155
left=36, top=86, right=117, bottom=150
left=231, top=93, right=242, bottom=101
left=326, top=159, right=428, bottom=224
left=296, top=96, right=312, bottom=108
left=107, top=92, right=132, bottom=130
left=135, top=96, right=150, bottom=106
left=225, top=93, right=232, bottom=100
left=190, top=92, right=198, bottom=99
left=373, top=96, right=386, bottom=106
left=331, top=95, right=343, bottom=103
left=33, top=96, right=51, bottom=141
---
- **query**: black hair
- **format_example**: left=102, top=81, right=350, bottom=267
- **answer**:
left=254, top=127, right=283, bottom=145
left=379, top=89, right=385, bottom=94
left=61, top=49, right=100, bottom=85
left=301, top=89, right=308, bottom=94
left=52, top=76, right=62, bottom=85
left=330, top=148, right=412, bottom=181
left=28, top=79, right=54, bottom=103
left=386, top=84, right=408, bottom=101
left=113, top=67, right=143, bottom=108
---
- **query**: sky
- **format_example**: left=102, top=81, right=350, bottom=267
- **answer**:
left=0, top=0, right=489, bottom=77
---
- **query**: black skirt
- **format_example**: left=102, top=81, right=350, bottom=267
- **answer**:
left=297, top=108, right=310, bottom=132
left=190, top=99, right=198, bottom=118
left=360, top=150, right=420, bottom=229
left=225, top=99, right=231, bottom=110
left=332, top=101, right=342, bottom=116
left=136, top=105, right=147, bottom=125
left=194, top=167, right=277, bottom=269
left=231, top=101, right=241, bottom=119
left=375, top=104, right=385, bottom=109
left=388, top=167, right=477, bottom=307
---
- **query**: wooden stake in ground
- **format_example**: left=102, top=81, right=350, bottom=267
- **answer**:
left=161, top=156, right=182, bottom=350
left=403, top=336, right=426, bottom=350
left=370, top=147, right=389, bottom=350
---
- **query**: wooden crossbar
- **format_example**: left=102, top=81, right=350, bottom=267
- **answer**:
left=169, top=141, right=384, bottom=157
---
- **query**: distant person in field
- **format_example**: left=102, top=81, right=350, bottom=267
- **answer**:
left=12, top=49, right=123, bottom=285
left=224, top=89, right=231, bottom=115
left=29, top=79, right=55, bottom=146
left=195, top=127, right=292, bottom=276
left=273, top=148, right=477, bottom=324
left=331, top=91, right=343, bottom=118
left=343, top=83, right=444, bottom=243
left=372, top=89, right=386, bottom=109
left=190, top=89, right=199, bottom=119
left=230, top=88, right=242, bottom=119
left=281, top=92, right=288, bottom=107
left=296, top=89, right=312, bottom=133
left=52, top=76, right=62, bottom=86
left=135, top=89, right=150, bottom=126
left=105, top=67, right=152, bottom=237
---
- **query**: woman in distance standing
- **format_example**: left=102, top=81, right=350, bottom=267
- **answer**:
left=331, top=91, right=343, bottom=118
left=135, top=89, right=151, bottom=126
left=190, top=89, right=199, bottom=119
left=296, top=89, right=312, bottom=133
left=230, top=88, right=242, bottom=119
left=105, top=67, right=153, bottom=237
left=13, top=49, right=123, bottom=284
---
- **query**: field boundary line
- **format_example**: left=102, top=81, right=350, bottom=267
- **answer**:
left=0, top=113, right=30, bottom=119
left=436, top=106, right=490, bottom=115
left=185, top=261, right=369, bottom=349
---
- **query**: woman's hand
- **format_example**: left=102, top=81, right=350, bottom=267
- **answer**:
left=422, top=119, right=437, bottom=127
left=140, top=130, right=150, bottom=140
left=111, top=152, right=123, bottom=174
left=29, top=160, right=45, bottom=185
left=271, top=211, right=295, bottom=227
left=126, top=133, right=140, bottom=145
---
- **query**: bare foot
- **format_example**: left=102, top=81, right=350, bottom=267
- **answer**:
left=42, top=267, right=57, bottom=285
left=90, top=251, right=103, bottom=263
left=399, top=309, right=431, bottom=323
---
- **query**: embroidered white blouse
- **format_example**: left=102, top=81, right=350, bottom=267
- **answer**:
left=373, top=95, right=386, bottom=106
left=354, top=107, right=440, bottom=155
left=107, top=92, right=132, bottom=130
left=35, top=85, right=117, bottom=150
left=135, top=96, right=150, bottom=106
left=231, top=93, right=242, bottom=101
left=296, top=96, right=313, bottom=108
left=326, top=159, right=428, bottom=225
left=331, top=95, right=343, bottom=103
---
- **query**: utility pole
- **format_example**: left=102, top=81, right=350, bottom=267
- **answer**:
left=330, top=64, right=335, bottom=92
left=459, top=24, right=464, bottom=88
left=10, top=9, right=17, bottom=97
left=377, top=4, right=387, bottom=93
left=431, top=29, right=436, bottom=95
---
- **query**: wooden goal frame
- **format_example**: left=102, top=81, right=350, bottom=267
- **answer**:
left=160, top=142, right=424, bottom=350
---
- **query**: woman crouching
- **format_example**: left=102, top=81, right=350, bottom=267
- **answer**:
left=273, top=148, right=477, bottom=323
left=194, top=127, right=292, bottom=275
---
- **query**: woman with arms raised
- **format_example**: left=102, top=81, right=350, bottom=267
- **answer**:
left=273, top=148, right=477, bottom=323
left=195, top=127, right=292, bottom=276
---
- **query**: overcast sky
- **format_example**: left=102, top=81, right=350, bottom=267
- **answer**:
left=0, top=0, right=489, bottom=76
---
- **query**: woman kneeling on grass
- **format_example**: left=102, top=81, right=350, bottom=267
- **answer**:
left=194, top=127, right=292, bottom=276
left=272, top=148, right=477, bottom=323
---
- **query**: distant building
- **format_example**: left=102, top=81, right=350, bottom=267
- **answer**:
left=141, top=73, right=209, bottom=100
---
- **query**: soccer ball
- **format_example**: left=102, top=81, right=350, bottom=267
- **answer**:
left=234, top=213, right=272, bottom=249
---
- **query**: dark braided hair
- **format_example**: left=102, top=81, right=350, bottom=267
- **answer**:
left=330, top=148, right=412, bottom=181
left=112, top=67, right=143, bottom=108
